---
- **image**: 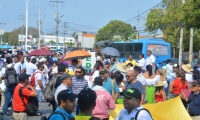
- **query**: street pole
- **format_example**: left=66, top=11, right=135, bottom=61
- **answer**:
left=189, top=28, right=193, bottom=64
left=25, top=0, right=30, bottom=51
left=63, top=22, right=67, bottom=54
left=0, top=23, right=5, bottom=45
left=19, top=15, right=25, bottom=48
left=178, top=0, right=185, bottom=69
left=38, top=8, right=41, bottom=50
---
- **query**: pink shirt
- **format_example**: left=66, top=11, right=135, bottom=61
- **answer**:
left=92, top=86, right=115, bottom=118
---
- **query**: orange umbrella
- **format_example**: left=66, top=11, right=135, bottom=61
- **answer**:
left=63, top=50, right=91, bottom=60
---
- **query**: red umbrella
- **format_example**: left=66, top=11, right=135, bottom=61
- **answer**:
left=29, top=50, right=53, bottom=56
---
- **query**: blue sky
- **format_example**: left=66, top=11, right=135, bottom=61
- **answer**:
left=0, top=0, right=161, bottom=36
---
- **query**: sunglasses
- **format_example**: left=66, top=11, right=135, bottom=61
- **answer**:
left=75, top=71, right=82, bottom=73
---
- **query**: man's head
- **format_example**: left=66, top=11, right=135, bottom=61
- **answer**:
left=126, top=70, right=136, bottom=83
left=191, top=79, right=200, bottom=93
left=133, top=66, right=141, bottom=76
left=26, top=56, right=31, bottom=62
left=105, top=61, right=111, bottom=68
left=39, top=58, right=47, bottom=64
left=6, top=57, right=13, bottom=64
left=58, top=63, right=66, bottom=73
left=147, top=50, right=152, bottom=56
left=57, top=89, right=76, bottom=113
left=18, top=72, right=29, bottom=85
left=72, top=59, right=78, bottom=67
left=94, top=77, right=103, bottom=86
left=31, top=58, right=36, bottom=64
left=78, top=88, right=97, bottom=113
left=13, top=55, right=20, bottom=63
left=60, top=73, right=72, bottom=86
left=37, top=62, right=44, bottom=71
left=173, top=64, right=179, bottom=72
left=128, top=55, right=133, bottom=61
left=99, top=69, right=108, bottom=81
left=75, top=66, right=85, bottom=78
left=166, top=59, right=171, bottom=64
left=126, top=63, right=133, bottom=69
left=139, top=53, right=144, bottom=59
left=123, top=88, right=141, bottom=112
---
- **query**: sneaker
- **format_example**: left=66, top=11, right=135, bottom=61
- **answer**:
left=36, top=112, right=42, bottom=116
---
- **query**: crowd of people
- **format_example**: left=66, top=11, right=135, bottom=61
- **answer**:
left=0, top=49, right=199, bottom=120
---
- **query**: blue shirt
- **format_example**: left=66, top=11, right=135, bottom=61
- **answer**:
left=188, top=91, right=200, bottom=115
left=102, top=77, right=120, bottom=95
left=125, top=81, right=145, bottom=94
left=48, top=107, right=74, bottom=120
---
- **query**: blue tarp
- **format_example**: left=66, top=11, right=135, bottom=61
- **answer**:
left=0, top=45, right=12, bottom=49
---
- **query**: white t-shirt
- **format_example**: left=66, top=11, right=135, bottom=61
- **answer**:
left=92, top=71, right=99, bottom=81
left=26, top=63, right=37, bottom=76
left=137, top=58, right=146, bottom=70
left=51, top=66, right=58, bottom=74
left=0, top=63, right=21, bottom=77
left=146, top=55, right=155, bottom=67
left=185, top=73, right=193, bottom=83
left=34, top=70, right=44, bottom=90
left=14, top=62, right=22, bottom=74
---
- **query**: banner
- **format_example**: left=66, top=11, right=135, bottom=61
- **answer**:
left=110, top=97, right=192, bottom=120
left=82, top=52, right=96, bottom=74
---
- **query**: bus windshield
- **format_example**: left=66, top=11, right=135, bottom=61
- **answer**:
left=108, top=43, right=143, bottom=59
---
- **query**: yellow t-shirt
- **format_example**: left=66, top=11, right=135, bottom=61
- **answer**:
left=65, top=68, right=75, bottom=76
left=126, top=60, right=137, bottom=67
left=74, top=115, right=92, bottom=120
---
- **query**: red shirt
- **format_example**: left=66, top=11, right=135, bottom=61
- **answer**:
left=173, top=78, right=188, bottom=95
left=13, top=84, right=32, bottom=112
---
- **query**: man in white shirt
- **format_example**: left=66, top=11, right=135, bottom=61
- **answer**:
left=54, top=73, right=72, bottom=104
left=34, top=63, right=45, bottom=106
left=68, top=59, right=78, bottom=72
left=39, top=58, right=49, bottom=84
left=13, top=55, right=23, bottom=74
left=165, top=59, right=173, bottom=81
left=116, top=88, right=152, bottom=120
left=137, top=53, right=146, bottom=72
left=145, top=50, right=156, bottom=70
left=26, top=57, right=37, bottom=76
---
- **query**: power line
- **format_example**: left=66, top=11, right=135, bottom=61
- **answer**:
left=125, top=1, right=163, bottom=23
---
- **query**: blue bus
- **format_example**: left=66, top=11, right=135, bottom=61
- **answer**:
left=107, top=38, right=171, bottom=65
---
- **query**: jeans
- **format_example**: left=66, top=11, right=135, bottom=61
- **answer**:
left=3, top=86, right=15, bottom=115
left=36, top=89, right=43, bottom=104
left=49, top=100, right=57, bottom=112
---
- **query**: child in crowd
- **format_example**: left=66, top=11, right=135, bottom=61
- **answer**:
left=155, top=81, right=166, bottom=103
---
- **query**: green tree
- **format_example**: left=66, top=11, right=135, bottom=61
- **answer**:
left=95, top=20, right=135, bottom=42
left=48, top=40, right=56, bottom=45
left=66, top=42, right=74, bottom=47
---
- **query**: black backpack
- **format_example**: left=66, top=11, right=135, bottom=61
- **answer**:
left=4, top=64, right=18, bottom=86
left=41, top=111, right=72, bottom=120
left=135, top=108, right=153, bottom=120
left=19, top=87, right=39, bottom=116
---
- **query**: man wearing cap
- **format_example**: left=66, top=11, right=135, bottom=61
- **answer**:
left=116, top=88, right=152, bottom=120
left=126, top=55, right=136, bottom=68
left=12, top=73, right=38, bottom=120
left=48, top=89, right=76, bottom=120
left=39, top=57, right=49, bottom=82
left=92, top=77, right=115, bottom=120
left=54, top=73, right=72, bottom=104
left=75, top=88, right=97, bottom=120
left=181, top=79, right=200, bottom=119
left=99, top=69, right=120, bottom=102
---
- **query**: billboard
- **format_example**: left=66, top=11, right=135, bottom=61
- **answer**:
left=18, top=34, right=33, bottom=41
left=147, top=44, right=168, bottom=55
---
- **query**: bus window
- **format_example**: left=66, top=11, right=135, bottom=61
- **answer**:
left=124, top=43, right=133, bottom=52
left=147, top=44, right=168, bottom=55
left=133, top=43, right=143, bottom=52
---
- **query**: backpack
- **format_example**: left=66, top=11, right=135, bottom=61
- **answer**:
left=4, top=64, right=18, bottom=86
left=44, top=74, right=62, bottom=102
left=135, top=108, right=153, bottom=120
left=41, top=111, right=67, bottom=120
left=30, top=71, right=42, bottom=87
left=19, top=87, right=39, bottom=116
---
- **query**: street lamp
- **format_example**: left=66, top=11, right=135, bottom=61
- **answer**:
left=25, top=0, right=30, bottom=51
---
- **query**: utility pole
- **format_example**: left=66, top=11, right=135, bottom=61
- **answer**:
left=25, top=0, right=30, bottom=51
left=189, top=28, right=193, bottom=64
left=50, top=0, right=64, bottom=50
left=19, top=15, right=25, bottom=48
left=63, top=22, right=67, bottom=54
left=0, top=23, right=5, bottom=45
left=178, top=0, right=185, bottom=69
left=136, top=11, right=140, bottom=40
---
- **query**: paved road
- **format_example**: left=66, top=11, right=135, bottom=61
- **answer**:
left=6, top=101, right=52, bottom=120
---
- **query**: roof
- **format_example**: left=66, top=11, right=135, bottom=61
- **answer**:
left=95, top=40, right=113, bottom=47
left=82, top=34, right=96, bottom=37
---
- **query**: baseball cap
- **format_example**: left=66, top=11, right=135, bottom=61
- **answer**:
left=19, top=73, right=29, bottom=82
left=173, top=64, right=179, bottom=68
left=60, top=73, right=72, bottom=81
left=99, top=69, right=107, bottom=74
left=105, top=61, right=111, bottom=65
left=122, top=88, right=141, bottom=100
left=57, top=89, right=77, bottom=103
left=78, top=88, right=97, bottom=105
left=94, top=77, right=103, bottom=86
left=191, top=79, right=200, bottom=86
left=39, top=58, right=47, bottom=62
